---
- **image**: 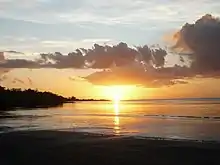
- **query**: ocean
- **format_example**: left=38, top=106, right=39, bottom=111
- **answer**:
left=1, top=98, right=220, bottom=141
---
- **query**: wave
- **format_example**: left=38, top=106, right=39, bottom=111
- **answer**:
left=59, top=113, right=220, bottom=121
left=143, top=114, right=220, bottom=120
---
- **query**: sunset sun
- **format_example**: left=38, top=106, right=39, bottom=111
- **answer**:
left=102, top=85, right=135, bottom=101
left=113, top=93, right=121, bottom=103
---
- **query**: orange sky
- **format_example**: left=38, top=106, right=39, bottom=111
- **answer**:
left=1, top=68, right=220, bottom=100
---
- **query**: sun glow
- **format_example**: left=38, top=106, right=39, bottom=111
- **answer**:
left=101, top=85, right=135, bottom=101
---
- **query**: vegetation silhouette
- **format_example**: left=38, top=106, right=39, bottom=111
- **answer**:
left=73, top=98, right=109, bottom=102
left=0, top=86, right=71, bottom=111
left=0, top=86, right=110, bottom=111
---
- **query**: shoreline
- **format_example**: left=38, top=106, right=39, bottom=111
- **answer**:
left=1, top=129, right=220, bottom=146
left=1, top=130, right=220, bottom=165
left=1, top=127, right=220, bottom=144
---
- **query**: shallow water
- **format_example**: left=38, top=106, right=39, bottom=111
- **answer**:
left=1, top=99, right=220, bottom=141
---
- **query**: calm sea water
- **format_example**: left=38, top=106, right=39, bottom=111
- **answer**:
left=1, top=99, right=220, bottom=141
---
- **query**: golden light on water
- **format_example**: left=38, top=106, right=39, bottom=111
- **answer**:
left=114, top=101, right=119, bottom=115
left=96, top=85, right=136, bottom=135
left=113, top=101, right=120, bottom=134
left=102, top=85, right=135, bottom=135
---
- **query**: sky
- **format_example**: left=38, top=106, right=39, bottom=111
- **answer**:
left=0, top=0, right=220, bottom=99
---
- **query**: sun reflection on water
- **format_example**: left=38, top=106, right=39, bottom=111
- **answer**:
left=113, top=101, right=120, bottom=134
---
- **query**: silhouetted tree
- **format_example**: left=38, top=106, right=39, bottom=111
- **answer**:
left=0, top=86, right=76, bottom=111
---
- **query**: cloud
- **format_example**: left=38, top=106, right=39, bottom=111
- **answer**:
left=39, top=51, right=85, bottom=68
left=0, top=52, right=10, bottom=80
left=84, top=14, right=220, bottom=87
left=0, top=40, right=196, bottom=88
left=27, top=77, right=33, bottom=85
left=0, top=59, right=39, bottom=68
left=0, top=70, right=9, bottom=82
left=0, top=42, right=167, bottom=70
left=68, top=76, right=85, bottom=82
left=4, top=50, right=24, bottom=55
left=81, top=43, right=191, bottom=87
left=173, top=14, right=220, bottom=76
left=83, top=43, right=167, bottom=69
left=0, top=52, right=5, bottom=61
left=1, top=0, right=218, bottom=26
left=0, top=51, right=85, bottom=69
left=84, top=62, right=189, bottom=87
left=13, top=78, right=25, bottom=84
left=0, top=42, right=172, bottom=87
left=83, top=43, right=137, bottom=68
left=69, top=77, right=76, bottom=81
left=2, top=14, right=220, bottom=88
left=136, top=45, right=167, bottom=67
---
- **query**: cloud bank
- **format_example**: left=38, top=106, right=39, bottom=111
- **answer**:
left=1, top=14, right=220, bottom=87
left=85, top=14, right=220, bottom=87
left=0, top=43, right=167, bottom=69
left=173, top=14, right=220, bottom=77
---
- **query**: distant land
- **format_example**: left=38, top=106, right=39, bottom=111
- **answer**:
left=0, top=86, right=71, bottom=111
left=123, top=98, right=220, bottom=101
left=70, top=98, right=110, bottom=102
left=0, top=86, right=110, bottom=111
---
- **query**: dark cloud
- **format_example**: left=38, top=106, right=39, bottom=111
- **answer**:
left=83, top=43, right=137, bottom=68
left=4, top=50, right=24, bottom=55
left=82, top=43, right=194, bottom=87
left=82, top=43, right=167, bottom=69
left=0, top=50, right=85, bottom=69
left=0, top=59, right=40, bottom=68
left=136, top=45, right=167, bottom=68
left=39, top=51, right=85, bottom=68
left=84, top=62, right=190, bottom=87
left=13, top=78, right=25, bottom=84
left=0, top=53, right=10, bottom=81
left=0, top=52, right=5, bottom=61
left=69, top=77, right=76, bottom=81
left=0, top=43, right=167, bottom=70
left=0, top=42, right=192, bottom=87
left=1, top=75, right=8, bottom=80
left=173, top=14, right=220, bottom=75
left=0, top=70, right=9, bottom=76
left=27, top=77, right=33, bottom=85
left=12, top=80, right=16, bottom=84
left=69, top=76, right=86, bottom=82
left=81, top=43, right=187, bottom=87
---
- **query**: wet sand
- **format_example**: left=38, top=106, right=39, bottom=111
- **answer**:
left=0, top=130, right=220, bottom=165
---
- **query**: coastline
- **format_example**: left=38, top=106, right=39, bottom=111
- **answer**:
left=1, top=130, right=220, bottom=165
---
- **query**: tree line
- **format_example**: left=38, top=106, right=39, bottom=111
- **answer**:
left=0, top=86, right=74, bottom=110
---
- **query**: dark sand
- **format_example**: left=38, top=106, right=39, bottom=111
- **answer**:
left=0, top=131, right=220, bottom=165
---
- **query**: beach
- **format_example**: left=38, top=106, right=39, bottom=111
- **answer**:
left=1, top=130, right=220, bottom=165
left=1, top=100, right=220, bottom=165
